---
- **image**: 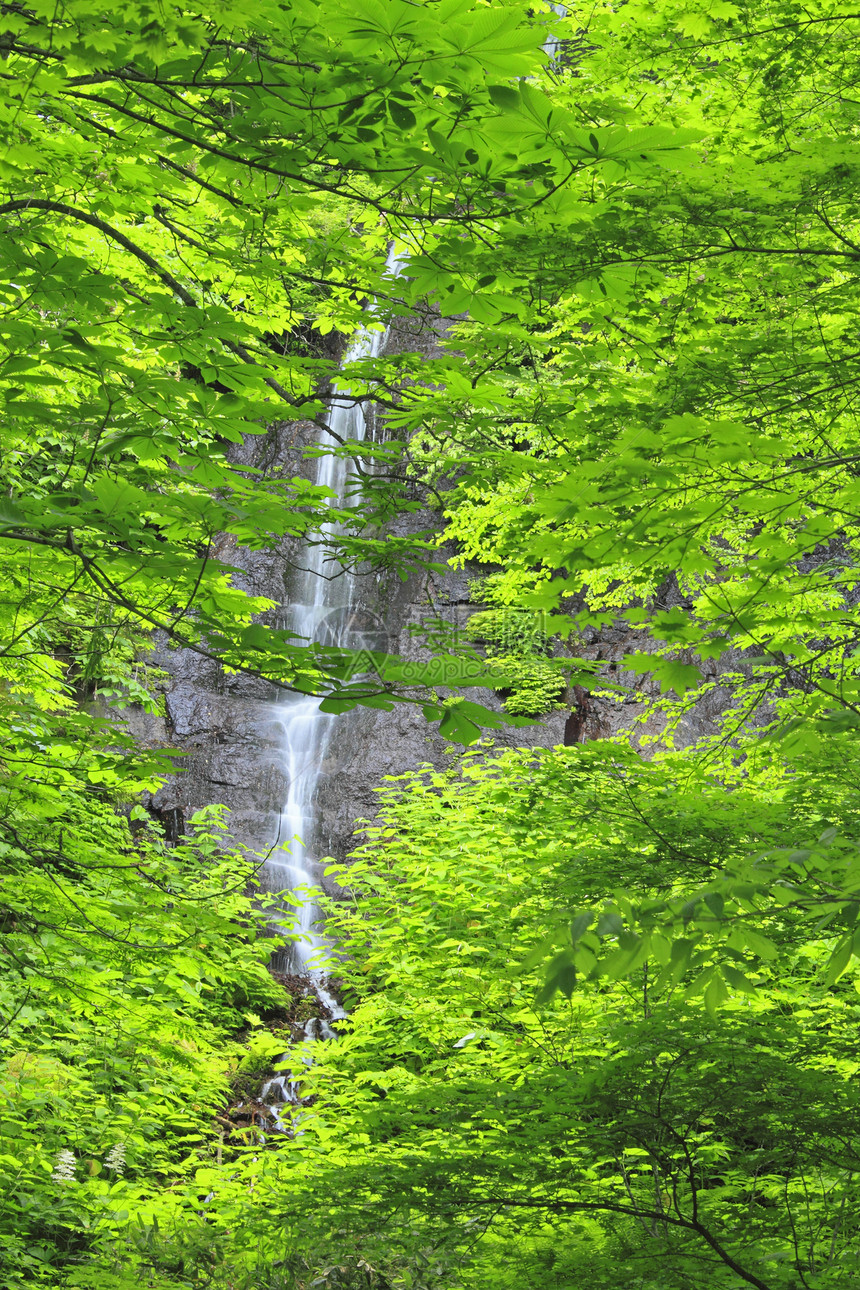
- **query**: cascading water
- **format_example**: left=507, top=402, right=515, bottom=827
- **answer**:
left=543, top=2, right=567, bottom=61
left=265, top=326, right=388, bottom=976
left=260, top=249, right=402, bottom=1110
left=259, top=25, right=564, bottom=1123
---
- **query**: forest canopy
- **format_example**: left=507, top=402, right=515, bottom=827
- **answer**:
left=3, top=1, right=860, bottom=1288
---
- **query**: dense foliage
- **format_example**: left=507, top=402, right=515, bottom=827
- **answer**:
left=5, top=0, right=860, bottom=1287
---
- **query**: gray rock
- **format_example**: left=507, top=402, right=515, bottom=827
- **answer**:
left=144, top=326, right=748, bottom=872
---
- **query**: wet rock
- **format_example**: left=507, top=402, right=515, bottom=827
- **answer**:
left=145, top=323, right=745, bottom=870
left=148, top=501, right=743, bottom=867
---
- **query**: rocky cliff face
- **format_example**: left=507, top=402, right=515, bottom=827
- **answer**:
left=146, top=323, right=740, bottom=880
left=147, top=516, right=737, bottom=884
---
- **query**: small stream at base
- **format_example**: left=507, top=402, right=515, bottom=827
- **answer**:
left=259, top=247, right=403, bottom=1119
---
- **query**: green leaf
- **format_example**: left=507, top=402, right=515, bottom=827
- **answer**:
left=704, top=971, right=730, bottom=1018
left=704, top=893, right=725, bottom=920
left=570, top=911, right=595, bottom=944
left=488, top=84, right=520, bottom=109
left=823, top=935, right=854, bottom=987
left=388, top=100, right=416, bottom=129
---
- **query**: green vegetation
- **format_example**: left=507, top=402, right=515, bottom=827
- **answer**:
left=5, top=1, right=860, bottom=1287
left=466, top=601, right=566, bottom=717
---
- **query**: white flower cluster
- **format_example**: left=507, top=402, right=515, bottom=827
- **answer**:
left=51, top=1149, right=76, bottom=1184
left=104, top=1143, right=126, bottom=1175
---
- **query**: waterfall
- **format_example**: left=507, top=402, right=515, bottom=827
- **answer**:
left=258, top=250, right=402, bottom=1119
left=543, top=2, right=567, bottom=60
left=257, top=18, right=564, bottom=1126
left=264, top=246, right=402, bottom=999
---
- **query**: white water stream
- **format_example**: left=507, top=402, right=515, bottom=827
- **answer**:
left=260, top=249, right=402, bottom=1109
left=259, top=12, right=564, bottom=1114
left=263, top=14, right=562, bottom=998
left=543, top=3, right=567, bottom=61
